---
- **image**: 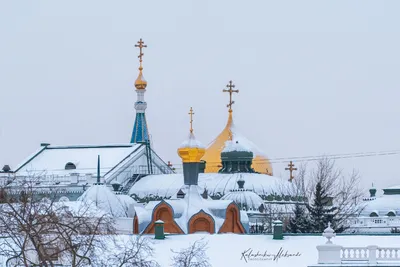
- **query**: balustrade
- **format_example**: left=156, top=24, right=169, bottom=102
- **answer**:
left=313, top=223, right=400, bottom=266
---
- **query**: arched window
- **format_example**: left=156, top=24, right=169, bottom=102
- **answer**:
left=65, top=162, right=76, bottom=170
left=370, top=212, right=379, bottom=217
left=387, top=211, right=396, bottom=217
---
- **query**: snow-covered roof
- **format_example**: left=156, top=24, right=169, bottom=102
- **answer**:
left=230, top=124, right=266, bottom=158
left=179, top=133, right=205, bottom=149
left=13, top=143, right=173, bottom=186
left=221, top=189, right=264, bottom=211
left=55, top=200, right=107, bottom=217
left=133, top=204, right=153, bottom=232
left=360, top=194, right=400, bottom=216
left=14, top=143, right=143, bottom=176
left=385, top=185, right=400, bottom=190
left=222, top=140, right=251, bottom=153
left=135, top=185, right=248, bottom=234
left=78, top=184, right=132, bottom=217
left=130, top=172, right=291, bottom=199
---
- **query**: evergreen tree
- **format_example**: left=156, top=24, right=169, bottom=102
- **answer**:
left=306, top=182, right=337, bottom=233
left=286, top=203, right=310, bottom=233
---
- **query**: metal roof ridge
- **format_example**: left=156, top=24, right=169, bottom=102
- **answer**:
left=46, top=143, right=137, bottom=149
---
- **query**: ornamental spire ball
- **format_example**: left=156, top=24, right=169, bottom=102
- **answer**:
left=134, top=38, right=147, bottom=90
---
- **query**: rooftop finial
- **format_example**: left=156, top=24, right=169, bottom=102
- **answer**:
left=285, top=161, right=297, bottom=182
left=189, top=107, right=195, bottom=133
left=237, top=175, right=245, bottom=189
left=135, top=38, right=147, bottom=69
left=223, top=80, right=239, bottom=113
left=134, top=38, right=148, bottom=90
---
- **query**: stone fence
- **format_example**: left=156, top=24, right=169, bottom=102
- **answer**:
left=309, top=223, right=400, bottom=267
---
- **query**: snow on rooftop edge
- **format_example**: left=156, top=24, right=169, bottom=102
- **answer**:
left=222, top=140, right=252, bottom=153
left=179, top=132, right=205, bottom=149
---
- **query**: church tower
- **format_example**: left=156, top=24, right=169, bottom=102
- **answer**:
left=130, top=38, right=150, bottom=144
left=201, top=80, right=273, bottom=175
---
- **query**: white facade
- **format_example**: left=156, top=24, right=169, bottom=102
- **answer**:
left=349, top=186, right=400, bottom=233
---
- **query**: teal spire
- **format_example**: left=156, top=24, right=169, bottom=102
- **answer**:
left=131, top=38, right=150, bottom=144
left=131, top=113, right=149, bottom=143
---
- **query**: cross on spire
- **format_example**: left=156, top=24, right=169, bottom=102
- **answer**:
left=135, top=38, right=147, bottom=68
left=285, top=161, right=297, bottom=182
left=188, top=107, right=195, bottom=133
left=223, top=80, right=239, bottom=112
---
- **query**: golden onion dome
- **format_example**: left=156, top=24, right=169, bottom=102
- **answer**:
left=201, top=111, right=273, bottom=175
left=134, top=67, right=147, bottom=90
left=177, top=132, right=206, bottom=163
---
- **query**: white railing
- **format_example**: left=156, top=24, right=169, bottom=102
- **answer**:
left=341, top=246, right=370, bottom=261
left=377, top=247, right=400, bottom=261
left=341, top=246, right=400, bottom=263
left=352, top=216, right=400, bottom=227
left=310, top=223, right=400, bottom=266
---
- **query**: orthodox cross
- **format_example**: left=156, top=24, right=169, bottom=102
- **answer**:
left=285, top=161, right=297, bottom=182
left=135, top=38, right=147, bottom=66
left=189, top=107, right=194, bottom=133
left=223, top=80, right=239, bottom=112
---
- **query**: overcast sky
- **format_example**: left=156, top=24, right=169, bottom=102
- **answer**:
left=0, top=0, right=399, bottom=194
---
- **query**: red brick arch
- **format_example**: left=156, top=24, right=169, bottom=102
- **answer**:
left=218, top=203, right=246, bottom=233
left=143, top=202, right=184, bottom=234
left=189, top=211, right=215, bottom=234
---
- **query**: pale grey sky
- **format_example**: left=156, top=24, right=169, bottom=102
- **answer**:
left=0, top=0, right=399, bottom=194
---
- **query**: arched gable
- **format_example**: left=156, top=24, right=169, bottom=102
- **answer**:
left=188, top=210, right=215, bottom=234
left=143, top=201, right=184, bottom=234
left=218, top=203, right=246, bottom=234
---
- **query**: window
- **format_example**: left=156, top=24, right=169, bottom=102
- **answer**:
left=369, top=212, right=379, bottom=217
left=387, top=211, right=396, bottom=217
left=65, top=162, right=76, bottom=170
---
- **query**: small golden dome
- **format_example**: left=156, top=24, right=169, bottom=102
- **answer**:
left=135, top=68, right=147, bottom=90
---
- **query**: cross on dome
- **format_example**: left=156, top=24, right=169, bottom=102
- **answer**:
left=223, top=80, right=239, bottom=113
left=188, top=107, right=195, bottom=133
left=134, top=38, right=148, bottom=90
left=135, top=38, right=147, bottom=68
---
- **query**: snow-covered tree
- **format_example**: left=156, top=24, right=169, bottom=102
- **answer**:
left=283, top=158, right=363, bottom=233
left=0, top=176, right=159, bottom=267
left=286, top=203, right=310, bottom=233
left=306, top=181, right=337, bottom=233
left=171, top=239, right=211, bottom=267
left=300, top=158, right=363, bottom=233
left=95, top=236, right=160, bottom=267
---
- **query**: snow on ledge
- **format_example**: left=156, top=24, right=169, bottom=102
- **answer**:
left=222, top=140, right=252, bottom=153
left=179, top=133, right=205, bottom=149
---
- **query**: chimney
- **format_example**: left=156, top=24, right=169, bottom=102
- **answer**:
left=2, top=165, right=11, bottom=173
left=369, top=188, right=377, bottom=198
left=177, top=189, right=185, bottom=199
